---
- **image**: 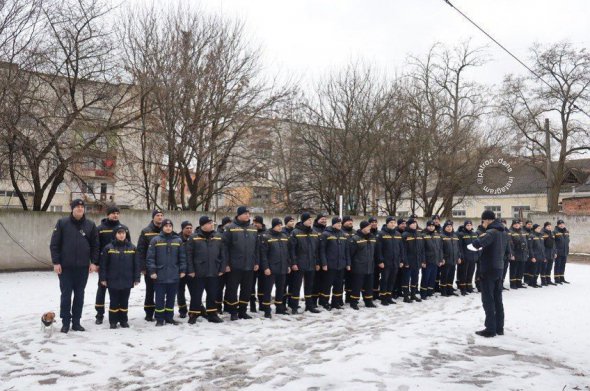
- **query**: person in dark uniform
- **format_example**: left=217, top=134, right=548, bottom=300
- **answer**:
left=393, top=218, right=407, bottom=299
left=94, top=205, right=130, bottom=324
left=500, top=219, right=514, bottom=290
left=523, top=220, right=535, bottom=284
left=177, top=221, right=193, bottom=318
left=282, top=216, right=296, bottom=307
left=469, top=210, right=506, bottom=338
left=456, top=220, right=478, bottom=295
left=137, top=209, right=165, bottom=321
left=527, top=224, right=546, bottom=288
left=440, top=220, right=461, bottom=297
left=375, top=217, right=404, bottom=304
left=223, top=206, right=260, bottom=321
left=215, top=216, right=232, bottom=313
left=146, top=219, right=187, bottom=326
left=250, top=215, right=267, bottom=313
left=341, top=216, right=355, bottom=303
left=401, top=218, right=425, bottom=303
left=541, top=222, right=557, bottom=286
left=50, top=199, right=99, bottom=333
left=99, top=225, right=140, bottom=329
left=508, top=219, right=529, bottom=289
left=311, top=213, right=328, bottom=307
left=553, top=219, right=570, bottom=284
left=319, top=217, right=350, bottom=310
left=347, top=221, right=378, bottom=310
left=288, top=212, right=321, bottom=314
left=260, top=218, right=292, bottom=317
left=431, top=215, right=442, bottom=233
left=185, top=216, right=225, bottom=324
left=421, top=220, right=443, bottom=299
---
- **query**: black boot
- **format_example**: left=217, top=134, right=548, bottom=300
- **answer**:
left=230, top=313, right=239, bottom=321
left=305, top=306, right=321, bottom=313
left=155, top=319, right=164, bottom=327
left=95, top=315, right=103, bottom=325
left=291, top=307, right=300, bottom=315
left=475, top=329, right=496, bottom=338
left=61, top=322, right=70, bottom=334
left=120, top=322, right=130, bottom=328
left=413, top=294, right=422, bottom=302
left=365, top=300, right=377, bottom=308
left=403, top=295, right=412, bottom=303
left=264, top=309, right=272, bottom=319
left=238, top=311, right=252, bottom=319
left=380, top=299, right=390, bottom=306
left=166, top=319, right=179, bottom=325
left=110, top=323, right=117, bottom=329
left=145, top=315, right=154, bottom=322
left=188, top=315, right=197, bottom=325
left=350, top=302, right=359, bottom=310
left=250, top=298, right=257, bottom=313
left=179, top=311, right=187, bottom=319
left=71, top=322, right=85, bottom=332
left=207, top=313, right=224, bottom=323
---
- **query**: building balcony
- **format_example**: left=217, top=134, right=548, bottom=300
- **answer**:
left=70, top=191, right=115, bottom=204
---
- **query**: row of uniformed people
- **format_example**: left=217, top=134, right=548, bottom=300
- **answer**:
left=95, top=207, right=572, bottom=329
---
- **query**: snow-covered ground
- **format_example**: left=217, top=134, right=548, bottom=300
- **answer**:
left=1, top=264, right=590, bottom=391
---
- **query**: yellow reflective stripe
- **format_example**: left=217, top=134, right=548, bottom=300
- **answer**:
left=193, top=237, right=205, bottom=241
left=267, top=239, right=279, bottom=243
left=107, top=250, right=118, bottom=254
left=124, top=250, right=135, bottom=254
left=406, top=238, right=415, bottom=241
left=280, top=239, right=289, bottom=241
left=99, top=230, right=113, bottom=234
left=170, top=243, right=180, bottom=246
left=357, top=240, right=367, bottom=243
left=212, top=237, right=222, bottom=241
left=327, top=237, right=337, bottom=240
left=155, top=243, right=167, bottom=246
left=145, top=233, right=158, bottom=236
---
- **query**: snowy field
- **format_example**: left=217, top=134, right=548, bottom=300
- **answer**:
left=1, top=264, right=590, bottom=391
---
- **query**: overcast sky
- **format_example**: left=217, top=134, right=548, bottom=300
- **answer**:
left=174, top=0, right=588, bottom=88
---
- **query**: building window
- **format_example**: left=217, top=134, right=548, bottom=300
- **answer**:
left=512, top=206, right=531, bottom=219
left=452, top=210, right=466, bottom=218
left=398, top=211, right=409, bottom=218
left=484, top=205, right=501, bottom=218
left=49, top=205, right=63, bottom=212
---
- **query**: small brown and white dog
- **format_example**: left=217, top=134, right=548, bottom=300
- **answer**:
left=41, top=311, right=56, bottom=337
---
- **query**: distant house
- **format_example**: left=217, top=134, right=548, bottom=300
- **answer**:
left=391, top=158, right=590, bottom=220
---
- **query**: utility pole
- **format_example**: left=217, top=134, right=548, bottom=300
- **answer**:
left=545, top=118, right=552, bottom=213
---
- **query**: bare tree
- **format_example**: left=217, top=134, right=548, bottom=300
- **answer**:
left=500, top=41, right=590, bottom=212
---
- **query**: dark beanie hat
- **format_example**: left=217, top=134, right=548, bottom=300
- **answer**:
left=501, top=219, right=507, bottom=224
left=525, top=220, right=532, bottom=225
left=284, top=216, right=294, bottom=225
left=431, top=214, right=441, bottom=220
left=426, top=220, right=435, bottom=226
left=407, top=218, right=416, bottom=226
left=253, top=215, right=264, bottom=224
left=106, top=205, right=120, bottom=215
left=221, top=216, right=231, bottom=226
left=397, top=218, right=406, bottom=225
left=532, top=223, right=540, bottom=231
left=162, top=218, right=173, bottom=227
left=342, top=215, right=353, bottom=224
left=359, top=221, right=370, bottom=230
left=114, top=224, right=128, bottom=234
left=301, top=212, right=312, bottom=222
left=481, top=210, right=496, bottom=220
left=152, top=209, right=163, bottom=218
left=271, top=218, right=282, bottom=229
left=181, top=220, right=193, bottom=230
left=464, top=220, right=473, bottom=226
left=70, top=199, right=85, bottom=210
left=199, top=216, right=213, bottom=226
left=512, top=219, right=521, bottom=226
left=332, top=216, right=342, bottom=225
left=543, top=221, right=551, bottom=228
left=236, top=206, right=249, bottom=216
left=368, top=216, right=377, bottom=223
left=556, top=219, right=565, bottom=225
left=386, top=216, right=396, bottom=224
left=443, top=220, right=454, bottom=229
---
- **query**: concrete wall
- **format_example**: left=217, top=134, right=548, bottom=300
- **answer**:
left=0, top=210, right=427, bottom=271
left=529, top=213, right=590, bottom=254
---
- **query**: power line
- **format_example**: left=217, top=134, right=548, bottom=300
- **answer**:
left=0, top=219, right=53, bottom=268
left=442, top=0, right=590, bottom=120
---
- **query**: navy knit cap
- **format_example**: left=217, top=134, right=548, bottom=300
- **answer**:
left=236, top=206, right=250, bottom=217
left=397, top=218, right=406, bottom=225
left=199, top=216, right=213, bottom=226
left=284, top=216, right=294, bottom=224
left=386, top=216, right=396, bottom=224
left=368, top=216, right=377, bottom=223
left=481, top=210, right=496, bottom=220
left=162, top=219, right=173, bottom=227
left=181, top=220, right=193, bottom=229
left=342, top=215, right=353, bottom=224
left=301, top=212, right=312, bottom=222
left=332, top=216, right=342, bottom=225
left=359, top=221, right=370, bottom=230
left=221, top=216, right=231, bottom=226
left=271, top=218, right=282, bottom=229
left=152, top=209, right=163, bottom=218
left=106, top=205, right=120, bottom=215
left=464, top=220, right=473, bottom=226
left=70, top=199, right=85, bottom=210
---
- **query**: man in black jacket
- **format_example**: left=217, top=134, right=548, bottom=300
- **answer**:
left=250, top=215, right=267, bottom=313
left=347, top=221, right=378, bottom=310
left=260, top=218, right=292, bottom=318
left=541, top=222, right=557, bottom=286
left=457, top=220, right=478, bottom=295
left=553, top=219, right=571, bottom=284
left=94, top=205, right=130, bottom=324
left=186, top=216, right=225, bottom=324
left=282, top=215, right=296, bottom=306
left=312, top=214, right=328, bottom=307
left=288, top=212, right=321, bottom=314
left=375, top=217, right=404, bottom=304
left=136, top=209, right=164, bottom=321
left=223, top=206, right=260, bottom=320
left=215, top=216, right=232, bottom=313
left=319, top=217, right=350, bottom=310
left=469, top=210, right=506, bottom=338
left=177, top=221, right=193, bottom=318
left=50, top=199, right=99, bottom=333
left=341, top=215, right=355, bottom=302
left=509, top=219, right=529, bottom=289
